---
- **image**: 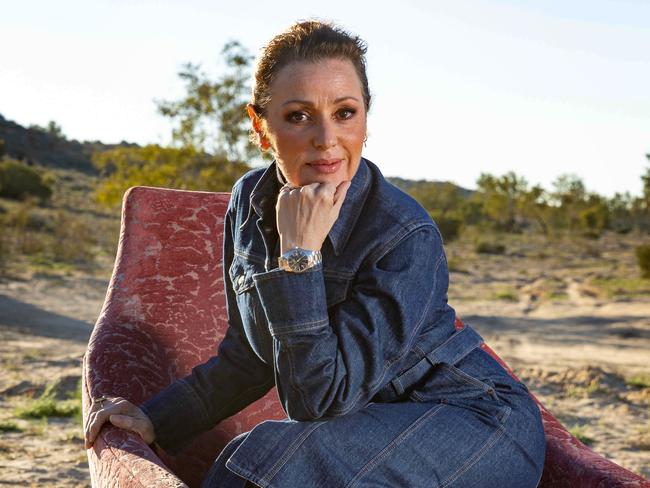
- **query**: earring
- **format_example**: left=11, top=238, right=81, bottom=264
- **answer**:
left=260, top=137, right=270, bottom=151
left=363, top=135, right=368, bottom=147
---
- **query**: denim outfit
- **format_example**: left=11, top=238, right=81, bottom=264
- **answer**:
left=141, top=158, right=545, bottom=487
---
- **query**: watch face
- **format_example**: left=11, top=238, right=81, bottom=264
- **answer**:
left=288, top=250, right=309, bottom=271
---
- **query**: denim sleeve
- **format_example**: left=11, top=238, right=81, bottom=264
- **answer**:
left=253, top=223, right=447, bottom=421
left=140, top=192, right=274, bottom=454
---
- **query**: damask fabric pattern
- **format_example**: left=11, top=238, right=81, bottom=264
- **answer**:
left=83, top=186, right=650, bottom=488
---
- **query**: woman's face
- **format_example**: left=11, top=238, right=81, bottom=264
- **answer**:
left=253, top=58, right=367, bottom=187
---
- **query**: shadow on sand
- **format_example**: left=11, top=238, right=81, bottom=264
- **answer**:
left=463, top=313, right=650, bottom=347
left=0, top=294, right=92, bottom=343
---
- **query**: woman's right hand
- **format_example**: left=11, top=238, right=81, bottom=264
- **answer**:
left=84, top=396, right=155, bottom=449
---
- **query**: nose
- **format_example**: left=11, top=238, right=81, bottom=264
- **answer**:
left=312, top=118, right=337, bottom=150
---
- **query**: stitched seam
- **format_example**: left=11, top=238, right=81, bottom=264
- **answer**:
left=443, top=364, right=491, bottom=391
left=233, top=248, right=266, bottom=263
left=253, top=266, right=322, bottom=283
left=440, top=407, right=512, bottom=488
left=270, top=322, right=329, bottom=336
left=259, top=421, right=326, bottom=484
left=283, top=342, right=318, bottom=419
left=366, top=221, right=434, bottom=264
left=333, top=161, right=372, bottom=254
left=345, top=403, right=445, bottom=487
left=225, top=461, right=269, bottom=488
left=268, top=317, right=329, bottom=334
left=499, top=407, right=543, bottom=469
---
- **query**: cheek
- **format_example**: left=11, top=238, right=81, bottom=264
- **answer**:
left=272, top=127, right=309, bottom=153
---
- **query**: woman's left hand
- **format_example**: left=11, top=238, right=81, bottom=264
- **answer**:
left=276, top=180, right=351, bottom=254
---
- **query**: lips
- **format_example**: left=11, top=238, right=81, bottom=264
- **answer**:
left=307, top=158, right=343, bottom=174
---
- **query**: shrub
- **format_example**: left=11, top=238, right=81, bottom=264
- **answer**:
left=2, top=199, right=48, bottom=255
left=475, top=240, right=506, bottom=255
left=0, top=159, right=53, bottom=202
left=50, top=211, right=97, bottom=263
left=14, top=379, right=81, bottom=419
left=431, top=214, right=462, bottom=242
left=0, top=216, right=8, bottom=274
left=636, top=244, right=650, bottom=279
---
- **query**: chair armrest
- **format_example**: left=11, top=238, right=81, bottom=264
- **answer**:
left=83, top=360, right=187, bottom=488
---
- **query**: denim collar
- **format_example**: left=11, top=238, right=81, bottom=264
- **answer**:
left=246, top=158, right=371, bottom=256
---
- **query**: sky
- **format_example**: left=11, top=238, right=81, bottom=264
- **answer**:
left=1, top=0, right=649, bottom=197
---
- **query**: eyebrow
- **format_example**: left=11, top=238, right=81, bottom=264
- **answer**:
left=281, top=96, right=360, bottom=106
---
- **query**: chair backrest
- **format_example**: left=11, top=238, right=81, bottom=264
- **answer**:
left=85, top=186, right=285, bottom=487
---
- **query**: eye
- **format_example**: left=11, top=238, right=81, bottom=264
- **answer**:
left=286, top=111, right=310, bottom=123
left=336, top=107, right=357, bottom=120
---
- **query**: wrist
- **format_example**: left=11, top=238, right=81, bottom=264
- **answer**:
left=280, top=239, right=321, bottom=255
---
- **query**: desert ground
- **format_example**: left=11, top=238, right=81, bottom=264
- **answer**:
left=0, top=231, right=648, bottom=486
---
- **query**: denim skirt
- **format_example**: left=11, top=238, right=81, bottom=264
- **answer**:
left=201, top=347, right=546, bottom=488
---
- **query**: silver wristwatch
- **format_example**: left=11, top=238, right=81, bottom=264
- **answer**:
left=278, top=248, right=322, bottom=273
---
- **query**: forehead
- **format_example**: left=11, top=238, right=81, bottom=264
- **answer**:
left=269, top=58, right=363, bottom=103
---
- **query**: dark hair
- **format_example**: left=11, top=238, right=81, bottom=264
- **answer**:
left=251, top=20, right=371, bottom=116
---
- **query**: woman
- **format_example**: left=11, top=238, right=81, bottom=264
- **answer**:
left=84, top=20, right=545, bottom=487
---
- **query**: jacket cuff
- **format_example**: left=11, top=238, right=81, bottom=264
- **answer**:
left=253, top=264, right=329, bottom=336
left=140, top=379, right=209, bottom=454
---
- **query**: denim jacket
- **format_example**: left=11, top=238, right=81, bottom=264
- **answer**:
left=141, top=157, right=463, bottom=453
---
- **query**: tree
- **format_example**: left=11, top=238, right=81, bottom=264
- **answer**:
left=642, top=154, right=650, bottom=209
left=550, top=174, right=587, bottom=232
left=475, top=171, right=529, bottom=232
left=608, top=192, right=634, bottom=234
left=518, top=184, right=552, bottom=235
left=155, top=41, right=264, bottom=164
left=47, top=120, right=65, bottom=139
left=408, top=181, right=464, bottom=241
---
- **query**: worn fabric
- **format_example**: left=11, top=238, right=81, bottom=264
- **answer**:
left=141, top=158, right=545, bottom=487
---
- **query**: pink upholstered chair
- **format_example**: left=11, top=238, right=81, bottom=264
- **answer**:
left=83, top=186, right=650, bottom=488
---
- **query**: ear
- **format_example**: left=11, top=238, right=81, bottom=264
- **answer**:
left=247, top=104, right=271, bottom=151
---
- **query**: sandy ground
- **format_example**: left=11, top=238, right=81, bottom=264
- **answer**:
left=0, top=233, right=649, bottom=486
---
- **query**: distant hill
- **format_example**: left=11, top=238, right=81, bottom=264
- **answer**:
left=386, top=176, right=474, bottom=198
left=0, top=113, right=139, bottom=174
left=0, top=113, right=472, bottom=196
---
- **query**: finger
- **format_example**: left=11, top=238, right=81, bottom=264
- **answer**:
left=314, top=182, right=337, bottom=200
left=109, top=414, right=141, bottom=434
left=110, top=414, right=155, bottom=444
left=84, top=398, right=129, bottom=448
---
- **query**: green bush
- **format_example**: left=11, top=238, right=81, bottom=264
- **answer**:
left=50, top=210, right=96, bottom=263
left=0, top=216, right=8, bottom=274
left=636, top=244, right=650, bottom=279
left=0, top=159, right=53, bottom=202
left=475, top=240, right=506, bottom=255
left=431, top=214, right=462, bottom=242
